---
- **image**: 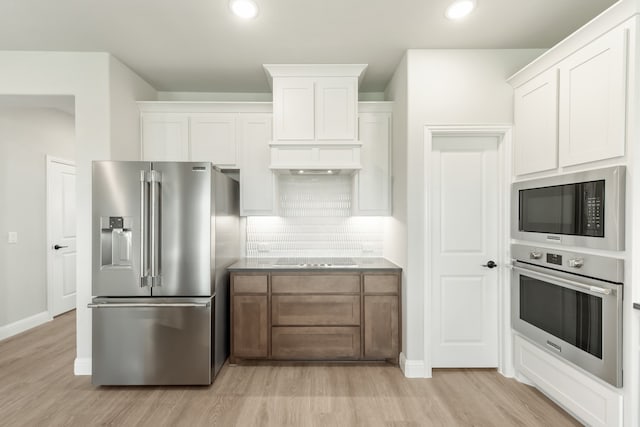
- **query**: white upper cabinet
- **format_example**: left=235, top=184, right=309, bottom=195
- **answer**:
left=513, top=69, right=558, bottom=176
left=190, top=114, right=238, bottom=167
left=265, top=65, right=366, bottom=144
left=139, top=103, right=271, bottom=170
left=355, top=105, right=392, bottom=215
left=559, top=26, right=628, bottom=167
left=239, top=114, right=276, bottom=216
left=510, top=19, right=633, bottom=176
left=315, top=77, right=357, bottom=141
left=273, top=77, right=315, bottom=141
left=141, top=113, right=189, bottom=161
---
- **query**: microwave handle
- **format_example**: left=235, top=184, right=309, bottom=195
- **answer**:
left=512, top=265, right=612, bottom=296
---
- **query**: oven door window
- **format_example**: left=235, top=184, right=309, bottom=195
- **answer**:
left=518, top=180, right=604, bottom=237
left=520, top=274, right=603, bottom=359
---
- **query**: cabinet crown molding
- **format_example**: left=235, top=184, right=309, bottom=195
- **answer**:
left=263, top=64, right=368, bottom=88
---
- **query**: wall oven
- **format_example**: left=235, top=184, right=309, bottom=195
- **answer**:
left=511, top=244, right=623, bottom=387
left=512, top=166, right=625, bottom=250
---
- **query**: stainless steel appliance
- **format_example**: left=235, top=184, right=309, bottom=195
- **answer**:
left=511, top=244, right=623, bottom=387
left=511, top=166, right=625, bottom=250
left=90, top=161, right=239, bottom=385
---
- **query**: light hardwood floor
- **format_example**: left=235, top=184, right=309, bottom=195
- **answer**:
left=0, top=311, right=581, bottom=426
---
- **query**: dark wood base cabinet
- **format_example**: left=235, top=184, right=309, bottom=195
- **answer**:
left=230, top=271, right=401, bottom=365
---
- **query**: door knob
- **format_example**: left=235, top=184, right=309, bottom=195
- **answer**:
left=53, top=244, right=68, bottom=250
left=482, top=260, right=497, bottom=269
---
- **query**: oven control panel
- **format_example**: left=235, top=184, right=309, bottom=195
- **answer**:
left=546, top=253, right=562, bottom=265
left=513, top=243, right=623, bottom=284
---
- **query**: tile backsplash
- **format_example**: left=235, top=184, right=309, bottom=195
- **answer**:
left=246, top=175, right=384, bottom=258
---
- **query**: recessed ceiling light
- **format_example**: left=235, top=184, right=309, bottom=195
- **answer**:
left=445, top=0, right=476, bottom=20
left=229, top=0, right=258, bottom=19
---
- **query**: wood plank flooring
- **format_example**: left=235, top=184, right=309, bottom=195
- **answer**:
left=0, top=311, right=581, bottom=426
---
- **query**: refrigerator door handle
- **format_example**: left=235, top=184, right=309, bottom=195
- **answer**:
left=88, top=302, right=211, bottom=309
left=150, top=170, right=162, bottom=287
left=140, top=171, right=150, bottom=287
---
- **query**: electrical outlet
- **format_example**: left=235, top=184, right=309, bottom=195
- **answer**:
left=7, top=231, right=18, bottom=244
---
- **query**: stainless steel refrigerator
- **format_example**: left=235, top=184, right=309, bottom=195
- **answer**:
left=89, top=161, right=239, bottom=385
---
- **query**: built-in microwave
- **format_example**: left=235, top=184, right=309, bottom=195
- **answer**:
left=512, top=166, right=625, bottom=251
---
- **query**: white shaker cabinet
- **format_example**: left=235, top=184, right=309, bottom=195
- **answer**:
left=273, top=77, right=315, bottom=141
left=511, top=23, right=630, bottom=176
left=239, top=114, right=276, bottom=216
left=141, top=113, right=189, bottom=161
left=513, top=68, right=558, bottom=176
left=558, top=26, right=627, bottom=167
left=315, top=77, right=358, bottom=141
left=265, top=65, right=365, bottom=144
left=190, top=114, right=238, bottom=168
left=355, top=106, right=392, bottom=215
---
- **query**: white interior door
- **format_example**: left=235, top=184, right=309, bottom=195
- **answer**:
left=47, top=158, right=77, bottom=316
left=431, top=135, right=499, bottom=367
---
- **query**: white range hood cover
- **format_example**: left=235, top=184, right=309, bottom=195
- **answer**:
left=269, top=140, right=362, bottom=174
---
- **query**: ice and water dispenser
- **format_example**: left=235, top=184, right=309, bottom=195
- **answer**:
left=100, top=216, right=133, bottom=268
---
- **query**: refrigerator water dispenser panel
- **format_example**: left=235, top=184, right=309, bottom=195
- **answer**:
left=100, top=216, right=133, bottom=268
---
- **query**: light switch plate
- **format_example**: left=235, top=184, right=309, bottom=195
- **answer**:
left=7, top=231, right=18, bottom=244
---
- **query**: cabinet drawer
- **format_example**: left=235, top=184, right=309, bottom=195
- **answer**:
left=272, top=295, right=360, bottom=326
left=364, top=275, right=398, bottom=294
left=272, top=274, right=360, bottom=294
left=233, top=275, right=268, bottom=294
left=271, top=327, right=360, bottom=360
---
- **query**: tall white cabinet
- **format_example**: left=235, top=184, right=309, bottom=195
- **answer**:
left=355, top=103, right=392, bottom=216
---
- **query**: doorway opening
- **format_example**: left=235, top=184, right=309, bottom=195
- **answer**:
left=0, top=95, right=76, bottom=340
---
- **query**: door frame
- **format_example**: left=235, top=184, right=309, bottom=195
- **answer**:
left=423, top=125, right=513, bottom=378
left=46, top=155, right=76, bottom=317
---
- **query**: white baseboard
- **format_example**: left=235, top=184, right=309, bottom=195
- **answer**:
left=74, top=357, right=92, bottom=376
left=0, top=311, right=52, bottom=341
left=399, top=352, right=429, bottom=378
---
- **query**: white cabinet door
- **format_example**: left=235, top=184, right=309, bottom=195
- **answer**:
left=273, top=77, right=314, bottom=141
left=239, top=114, right=275, bottom=216
left=141, top=113, right=189, bottom=161
left=316, top=77, right=357, bottom=141
left=513, top=68, right=559, bottom=176
left=190, top=114, right=238, bottom=167
left=559, top=26, right=627, bottom=166
left=355, top=112, right=391, bottom=215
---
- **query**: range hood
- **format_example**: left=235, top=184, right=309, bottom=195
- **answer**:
left=264, top=64, right=367, bottom=174
left=269, top=140, right=362, bottom=174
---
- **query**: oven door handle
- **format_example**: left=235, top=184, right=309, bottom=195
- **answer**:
left=512, top=265, right=612, bottom=296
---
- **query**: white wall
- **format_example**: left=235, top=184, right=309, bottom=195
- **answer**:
left=0, top=51, right=156, bottom=373
left=386, top=49, right=545, bottom=374
left=109, top=56, right=157, bottom=160
left=383, top=53, right=410, bottom=366
left=0, top=106, right=75, bottom=328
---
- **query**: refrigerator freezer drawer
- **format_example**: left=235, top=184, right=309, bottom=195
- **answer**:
left=91, top=297, right=213, bottom=385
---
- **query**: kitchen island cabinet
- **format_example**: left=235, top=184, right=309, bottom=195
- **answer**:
left=228, top=258, right=401, bottom=364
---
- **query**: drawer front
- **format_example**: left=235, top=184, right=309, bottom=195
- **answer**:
left=272, top=274, right=360, bottom=294
left=272, top=295, right=360, bottom=326
left=271, top=327, right=360, bottom=360
left=233, top=274, right=268, bottom=294
left=364, top=275, right=398, bottom=294
left=91, top=299, right=212, bottom=385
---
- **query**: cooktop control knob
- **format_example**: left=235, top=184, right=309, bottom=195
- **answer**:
left=568, top=258, right=584, bottom=268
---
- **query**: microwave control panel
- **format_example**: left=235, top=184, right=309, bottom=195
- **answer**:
left=583, top=181, right=604, bottom=237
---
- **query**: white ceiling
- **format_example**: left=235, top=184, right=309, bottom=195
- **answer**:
left=0, top=0, right=618, bottom=93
